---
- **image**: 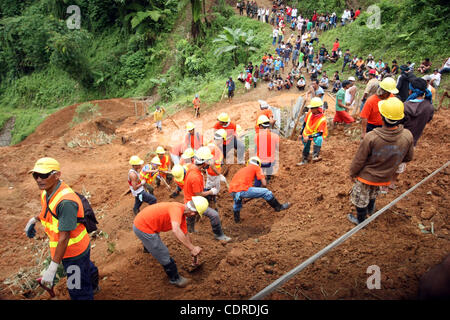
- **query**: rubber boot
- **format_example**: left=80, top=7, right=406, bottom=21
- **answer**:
left=267, top=197, right=291, bottom=212
left=233, top=210, right=241, bottom=223
left=163, top=258, right=190, bottom=288
left=367, top=199, right=376, bottom=215
left=187, top=216, right=196, bottom=233
left=212, top=222, right=231, bottom=242
left=356, top=206, right=368, bottom=223
left=312, top=145, right=322, bottom=162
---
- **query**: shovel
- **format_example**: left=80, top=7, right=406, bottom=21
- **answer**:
left=36, top=277, right=56, bottom=298
left=187, top=255, right=204, bottom=273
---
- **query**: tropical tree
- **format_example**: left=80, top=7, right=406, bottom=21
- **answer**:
left=213, top=27, right=258, bottom=66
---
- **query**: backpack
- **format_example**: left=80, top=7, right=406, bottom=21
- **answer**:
left=76, top=192, right=99, bottom=233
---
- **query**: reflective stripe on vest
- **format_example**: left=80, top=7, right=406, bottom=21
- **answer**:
left=303, top=112, right=326, bottom=137
left=160, top=155, right=169, bottom=171
left=39, top=182, right=90, bottom=259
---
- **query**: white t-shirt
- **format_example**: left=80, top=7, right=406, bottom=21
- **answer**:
left=292, top=9, right=297, bottom=17
left=444, top=57, right=450, bottom=69
left=273, top=29, right=278, bottom=37
left=431, top=73, right=441, bottom=86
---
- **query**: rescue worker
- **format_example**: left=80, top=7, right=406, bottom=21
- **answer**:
left=24, top=157, right=99, bottom=300
left=296, top=97, right=328, bottom=165
left=229, top=156, right=290, bottom=223
left=153, top=105, right=166, bottom=132
left=170, top=164, right=192, bottom=198
left=348, top=97, right=414, bottom=224
left=255, top=115, right=280, bottom=182
left=183, top=147, right=231, bottom=241
left=128, top=155, right=157, bottom=215
left=155, top=146, right=172, bottom=186
left=205, top=141, right=226, bottom=212
left=257, top=101, right=276, bottom=128
left=169, top=142, right=185, bottom=166
left=213, top=112, right=245, bottom=164
left=193, top=94, right=201, bottom=118
left=360, top=77, right=397, bottom=139
left=179, top=147, right=195, bottom=166
left=212, top=129, right=229, bottom=175
left=133, top=197, right=208, bottom=287
left=139, top=156, right=162, bottom=193
left=184, top=122, right=203, bottom=150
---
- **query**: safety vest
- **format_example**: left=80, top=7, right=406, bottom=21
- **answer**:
left=139, top=164, right=158, bottom=184
left=128, top=169, right=144, bottom=197
left=185, top=132, right=202, bottom=150
left=207, top=144, right=223, bottom=176
left=159, top=155, right=170, bottom=172
left=302, top=111, right=327, bottom=139
left=39, top=181, right=90, bottom=260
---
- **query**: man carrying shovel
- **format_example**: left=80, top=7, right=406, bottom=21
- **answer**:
left=24, top=157, right=99, bottom=299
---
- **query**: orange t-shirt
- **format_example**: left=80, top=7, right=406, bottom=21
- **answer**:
left=255, top=129, right=279, bottom=163
left=134, top=202, right=187, bottom=234
left=257, top=109, right=273, bottom=123
left=183, top=166, right=204, bottom=204
left=170, top=143, right=185, bottom=156
left=229, top=164, right=264, bottom=193
left=360, top=94, right=394, bottom=126
left=213, top=121, right=237, bottom=145
left=193, top=98, right=200, bottom=108
left=207, top=144, right=223, bottom=176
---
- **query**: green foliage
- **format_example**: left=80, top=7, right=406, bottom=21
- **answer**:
left=72, top=102, right=101, bottom=125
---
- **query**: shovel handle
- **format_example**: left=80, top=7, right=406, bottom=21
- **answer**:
left=37, top=278, right=55, bottom=298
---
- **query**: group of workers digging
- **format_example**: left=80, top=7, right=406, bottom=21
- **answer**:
left=127, top=110, right=290, bottom=287
left=23, top=77, right=431, bottom=296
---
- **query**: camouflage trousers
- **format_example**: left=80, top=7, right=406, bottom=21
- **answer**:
left=350, top=180, right=380, bottom=208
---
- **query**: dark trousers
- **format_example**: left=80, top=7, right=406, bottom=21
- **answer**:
left=134, top=190, right=157, bottom=213
left=62, top=248, right=98, bottom=300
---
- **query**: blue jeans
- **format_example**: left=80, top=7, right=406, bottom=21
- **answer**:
left=359, top=98, right=366, bottom=112
left=62, top=247, right=98, bottom=300
left=272, top=36, right=276, bottom=45
left=232, top=187, right=274, bottom=212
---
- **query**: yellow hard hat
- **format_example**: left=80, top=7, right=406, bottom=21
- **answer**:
left=378, top=97, right=404, bottom=121
left=257, top=115, right=270, bottom=126
left=194, top=146, right=213, bottom=164
left=171, top=164, right=185, bottom=182
left=248, top=156, right=262, bottom=167
left=155, top=146, right=165, bottom=154
left=129, top=155, right=144, bottom=166
left=214, top=129, right=227, bottom=141
left=379, top=77, right=399, bottom=94
left=181, top=148, right=195, bottom=159
left=190, top=196, right=209, bottom=216
left=307, top=97, right=324, bottom=108
left=186, top=122, right=195, bottom=131
left=29, top=157, right=60, bottom=174
left=217, top=112, right=230, bottom=123
left=151, top=156, right=162, bottom=166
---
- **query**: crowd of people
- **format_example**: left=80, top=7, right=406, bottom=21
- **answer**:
left=21, top=1, right=448, bottom=300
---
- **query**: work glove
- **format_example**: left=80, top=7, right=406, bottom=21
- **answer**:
left=210, top=187, right=219, bottom=195
left=219, top=175, right=227, bottom=183
left=24, top=217, right=37, bottom=238
left=41, top=261, right=59, bottom=288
